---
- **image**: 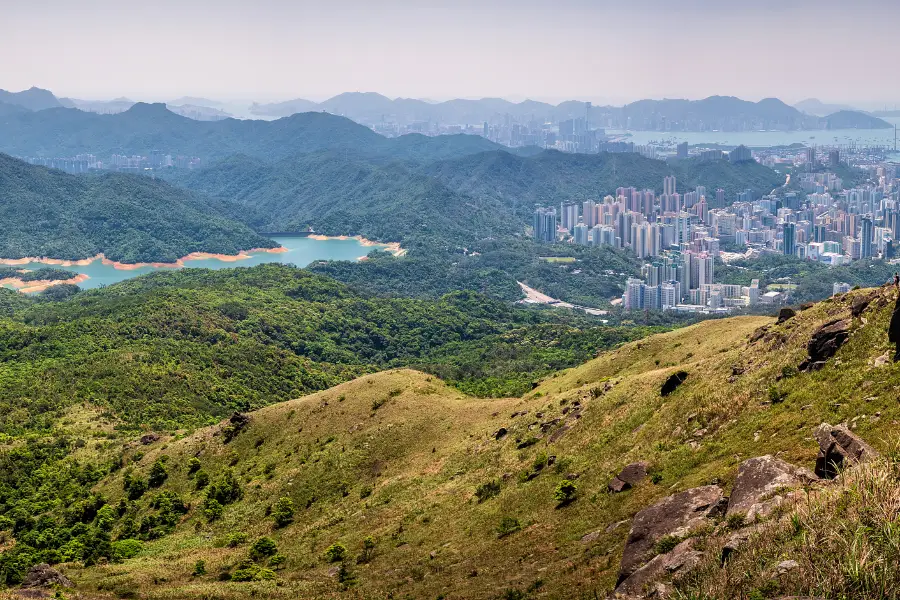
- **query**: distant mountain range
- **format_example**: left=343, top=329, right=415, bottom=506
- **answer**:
left=249, top=92, right=892, bottom=131
left=0, top=102, right=501, bottom=161
left=793, top=98, right=858, bottom=117
left=0, top=87, right=891, bottom=132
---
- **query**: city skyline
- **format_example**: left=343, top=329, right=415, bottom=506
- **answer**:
left=3, top=0, right=900, bottom=105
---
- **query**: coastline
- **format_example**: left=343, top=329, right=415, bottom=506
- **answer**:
left=0, top=273, right=91, bottom=294
left=306, top=234, right=406, bottom=257
left=0, top=247, right=288, bottom=271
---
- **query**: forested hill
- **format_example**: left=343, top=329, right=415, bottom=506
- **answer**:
left=172, top=151, right=519, bottom=249
left=0, top=153, right=275, bottom=263
left=0, top=103, right=500, bottom=162
left=424, top=149, right=785, bottom=217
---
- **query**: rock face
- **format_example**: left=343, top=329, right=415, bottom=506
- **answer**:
left=776, top=307, right=796, bottom=324
left=660, top=371, right=688, bottom=397
left=799, top=319, right=850, bottom=371
left=726, top=456, right=817, bottom=521
left=889, top=294, right=900, bottom=360
left=814, top=423, right=879, bottom=479
left=617, top=485, right=724, bottom=586
left=21, top=563, right=73, bottom=588
left=851, top=292, right=875, bottom=317
left=616, top=538, right=704, bottom=597
left=609, top=462, right=649, bottom=493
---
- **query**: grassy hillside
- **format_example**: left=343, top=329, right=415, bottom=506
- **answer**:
left=0, top=264, right=656, bottom=433
left=3, top=286, right=899, bottom=597
left=0, top=154, right=275, bottom=263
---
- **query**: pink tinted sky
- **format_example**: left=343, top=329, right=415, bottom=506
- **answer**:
left=2, top=0, right=898, bottom=106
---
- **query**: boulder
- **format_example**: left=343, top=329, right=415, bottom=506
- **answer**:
left=493, top=427, right=508, bottom=440
left=814, top=423, right=879, bottom=479
left=720, top=527, right=758, bottom=564
left=776, top=307, right=796, bottom=324
left=21, top=564, right=73, bottom=588
left=799, top=319, right=850, bottom=372
left=851, top=293, right=875, bottom=317
left=139, top=433, right=160, bottom=445
left=617, top=485, right=724, bottom=584
left=609, top=462, right=649, bottom=493
left=660, top=371, right=688, bottom=397
left=726, top=456, right=817, bottom=521
left=616, top=538, right=704, bottom=596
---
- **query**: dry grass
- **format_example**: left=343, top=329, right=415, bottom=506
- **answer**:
left=675, top=455, right=900, bottom=599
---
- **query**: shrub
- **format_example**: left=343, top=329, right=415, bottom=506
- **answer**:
left=474, top=480, right=501, bottom=503
left=187, top=457, right=201, bottom=474
left=249, top=537, right=278, bottom=561
left=226, top=532, right=248, bottom=547
left=203, top=498, right=223, bottom=522
left=726, top=512, right=746, bottom=530
left=358, top=536, right=376, bottom=564
left=554, top=479, right=577, bottom=505
left=195, top=470, right=210, bottom=490
left=323, top=543, right=347, bottom=563
left=654, top=534, right=681, bottom=555
left=111, top=539, right=143, bottom=561
left=272, top=497, right=294, bottom=528
left=192, top=559, right=206, bottom=576
left=124, top=474, right=147, bottom=500
left=497, top=517, right=522, bottom=538
left=148, top=458, right=168, bottom=487
left=269, top=554, right=286, bottom=569
left=359, top=485, right=373, bottom=499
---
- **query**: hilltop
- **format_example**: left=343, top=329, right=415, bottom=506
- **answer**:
left=0, top=153, right=274, bottom=263
left=2, top=282, right=899, bottom=598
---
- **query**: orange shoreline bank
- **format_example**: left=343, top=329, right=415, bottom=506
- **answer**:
left=306, top=234, right=406, bottom=257
left=0, top=246, right=289, bottom=271
left=0, top=273, right=91, bottom=294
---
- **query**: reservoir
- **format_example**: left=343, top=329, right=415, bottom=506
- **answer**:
left=3, top=235, right=387, bottom=292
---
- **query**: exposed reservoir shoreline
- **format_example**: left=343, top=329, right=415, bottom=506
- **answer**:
left=0, top=246, right=289, bottom=271
left=0, top=236, right=403, bottom=293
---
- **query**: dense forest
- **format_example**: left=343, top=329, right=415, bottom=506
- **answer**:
left=0, top=154, right=275, bottom=263
left=0, top=264, right=668, bottom=433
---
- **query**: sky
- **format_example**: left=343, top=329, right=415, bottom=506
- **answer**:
left=2, top=0, right=899, bottom=107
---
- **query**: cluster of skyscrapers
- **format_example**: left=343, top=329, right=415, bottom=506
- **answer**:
left=20, top=151, right=202, bottom=174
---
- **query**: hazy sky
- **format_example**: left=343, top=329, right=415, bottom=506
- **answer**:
left=3, top=0, right=899, bottom=106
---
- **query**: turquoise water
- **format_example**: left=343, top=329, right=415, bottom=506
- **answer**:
left=5, top=236, right=384, bottom=291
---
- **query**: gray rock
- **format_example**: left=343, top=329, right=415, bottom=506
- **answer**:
left=21, top=563, right=73, bottom=588
left=726, top=456, right=817, bottom=521
left=616, top=539, right=704, bottom=596
left=814, top=423, right=879, bottom=479
left=139, top=433, right=160, bottom=445
left=799, top=319, right=850, bottom=372
left=580, top=530, right=601, bottom=543
left=777, top=307, right=796, bottom=323
left=617, top=485, right=724, bottom=584
left=776, top=559, right=800, bottom=575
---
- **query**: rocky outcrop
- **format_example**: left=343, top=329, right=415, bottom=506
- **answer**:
left=889, top=293, right=900, bottom=360
left=726, top=456, right=817, bottom=521
left=776, top=307, right=796, bottom=324
left=814, top=423, right=879, bottom=479
left=139, top=433, right=160, bottom=445
left=660, top=371, right=688, bottom=397
left=616, top=485, right=724, bottom=586
left=616, top=538, right=704, bottom=597
left=851, top=292, right=876, bottom=317
left=609, top=462, right=649, bottom=493
left=21, top=563, right=73, bottom=588
left=798, top=319, right=850, bottom=371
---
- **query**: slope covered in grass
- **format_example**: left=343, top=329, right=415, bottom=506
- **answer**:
left=6, top=287, right=900, bottom=598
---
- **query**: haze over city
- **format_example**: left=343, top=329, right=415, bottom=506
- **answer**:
left=3, top=0, right=899, bottom=106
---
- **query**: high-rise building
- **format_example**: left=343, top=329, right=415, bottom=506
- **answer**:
left=729, top=145, right=752, bottom=163
left=860, top=216, right=874, bottom=259
left=783, top=223, right=796, bottom=256
left=676, top=142, right=688, bottom=159
left=561, top=203, right=579, bottom=232
left=574, top=221, right=589, bottom=245
left=664, top=175, right=677, bottom=196
left=532, top=207, right=557, bottom=243
left=829, top=149, right=841, bottom=167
